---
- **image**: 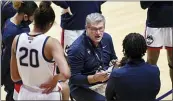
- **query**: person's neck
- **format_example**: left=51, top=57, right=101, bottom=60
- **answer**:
left=11, top=13, right=22, bottom=25
left=30, top=27, right=44, bottom=35
left=86, top=32, right=99, bottom=47
left=93, top=42, right=99, bottom=47
left=128, top=57, right=143, bottom=61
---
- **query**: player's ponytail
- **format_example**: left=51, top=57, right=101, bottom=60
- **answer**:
left=34, top=1, right=55, bottom=30
left=39, top=1, right=51, bottom=13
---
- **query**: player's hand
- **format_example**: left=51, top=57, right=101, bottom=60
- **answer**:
left=61, top=7, right=73, bottom=15
left=109, top=59, right=121, bottom=67
left=40, top=77, right=58, bottom=94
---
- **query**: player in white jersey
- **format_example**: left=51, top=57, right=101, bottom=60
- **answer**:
left=10, top=1, right=71, bottom=100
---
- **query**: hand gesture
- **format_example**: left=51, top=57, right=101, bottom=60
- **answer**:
left=94, top=70, right=109, bottom=82
left=109, top=59, right=121, bottom=67
left=61, top=7, right=73, bottom=15
left=39, top=78, right=57, bottom=94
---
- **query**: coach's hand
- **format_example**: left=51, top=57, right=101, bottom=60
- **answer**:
left=109, top=59, right=121, bottom=67
left=94, top=70, right=109, bottom=82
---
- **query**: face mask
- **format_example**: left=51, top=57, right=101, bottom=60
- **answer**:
left=21, top=19, right=32, bottom=27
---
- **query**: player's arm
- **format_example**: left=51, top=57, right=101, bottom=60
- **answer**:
left=49, top=37, right=71, bottom=79
left=40, top=37, right=71, bottom=94
left=52, top=1, right=72, bottom=15
left=52, top=1, right=68, bottom=9
left=10, top=35, right=21, bottom=82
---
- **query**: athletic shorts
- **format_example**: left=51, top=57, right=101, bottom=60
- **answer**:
left=144, top=27, right=173, bottom=49
left=61, top=29, right=85, bottom=51
left=17, top=83, right=62, bottom=100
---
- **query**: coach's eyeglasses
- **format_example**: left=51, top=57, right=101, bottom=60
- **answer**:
left=87, top=26, right=104, bottom=32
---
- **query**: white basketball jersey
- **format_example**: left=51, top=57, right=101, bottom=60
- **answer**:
left=16, top=33, right=57, bottom=91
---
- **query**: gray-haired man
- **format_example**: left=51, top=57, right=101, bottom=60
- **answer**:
left=67, top=13, right=119, bottom=101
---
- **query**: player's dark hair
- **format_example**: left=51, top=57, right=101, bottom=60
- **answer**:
left=119, top=56, right=128, bottom=67
left=34, top=1, right=55, bottom=30
left=13, top=1, right=38, bottom=16
left=122, top=33, right=147, bottom=59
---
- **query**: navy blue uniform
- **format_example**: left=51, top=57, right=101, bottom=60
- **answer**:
left=1, top=1, right=16, bottom=29
left=53, top=1, right=105, bottom=30
left=67, top=31, right=117, bottom=101
left=1, top=19, right=30, bottom=101
left=106, top=59, right=161, bottom=101
left=140, top=1, right=173, bottom=27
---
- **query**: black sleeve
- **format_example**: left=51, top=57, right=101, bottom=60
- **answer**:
left=52, top=1, right=69, bottom=9
left=106, top=77, right=116, bottom=101
left=140, top=1, right=155, bottom=9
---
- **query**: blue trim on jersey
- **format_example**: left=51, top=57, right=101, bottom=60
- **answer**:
left=26, top=32, right=42, bottom=37
left=15, top=34, right=21, bottom=53
left=42, top=36, right=54, bottom=63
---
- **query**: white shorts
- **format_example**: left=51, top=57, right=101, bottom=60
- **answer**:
left=61, top=29, right=85, bottom=51
left=144, top=27, right=173, bottom=49
left=13, top=89, right=18, bottom=100
left=18, top=84, right=62, bottom=100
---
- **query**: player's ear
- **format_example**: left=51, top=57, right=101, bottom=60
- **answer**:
left=23, top=14, right=29, bottom=21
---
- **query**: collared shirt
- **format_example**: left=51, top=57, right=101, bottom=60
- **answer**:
left=106, top=59, right=161, bottom=101
left=67, top=31, right=117, bottom=92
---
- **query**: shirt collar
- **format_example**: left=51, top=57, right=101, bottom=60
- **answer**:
left=126, top=58, right=145, bottom=66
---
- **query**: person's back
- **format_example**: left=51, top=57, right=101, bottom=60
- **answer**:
left=109, top=60, right=160, bottom=100
left=16, top=33, right=57, bottom=89
left=106, top=33, right=161, bottom=101
left=10, top=2, right=71, bottom=100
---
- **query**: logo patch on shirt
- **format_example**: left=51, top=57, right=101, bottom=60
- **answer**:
left=87, top=49, right=91, bottom=54
left=28, top=37, right=33, bottom=43
left=102, top=45, right=107, bottom=49
left=28, top=37, right=33, bottom=40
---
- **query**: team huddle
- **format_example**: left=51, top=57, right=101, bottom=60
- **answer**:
left=1, top=1, right=173, bottom=101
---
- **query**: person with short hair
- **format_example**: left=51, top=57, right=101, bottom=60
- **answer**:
left=67, top=13, right=119, bottom=101
left=106, top=33, right=161, bottom=101
left=53, top=1, right=105, bottom=52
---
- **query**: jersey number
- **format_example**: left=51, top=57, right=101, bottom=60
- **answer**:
left=19, top=47, right=39, bottom=68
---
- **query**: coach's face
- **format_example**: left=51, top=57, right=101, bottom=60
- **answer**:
left=86, top=22, right=105, bottom=46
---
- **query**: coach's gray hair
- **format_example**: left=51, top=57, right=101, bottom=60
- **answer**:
left=85, top=13, right=105, bottom=26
